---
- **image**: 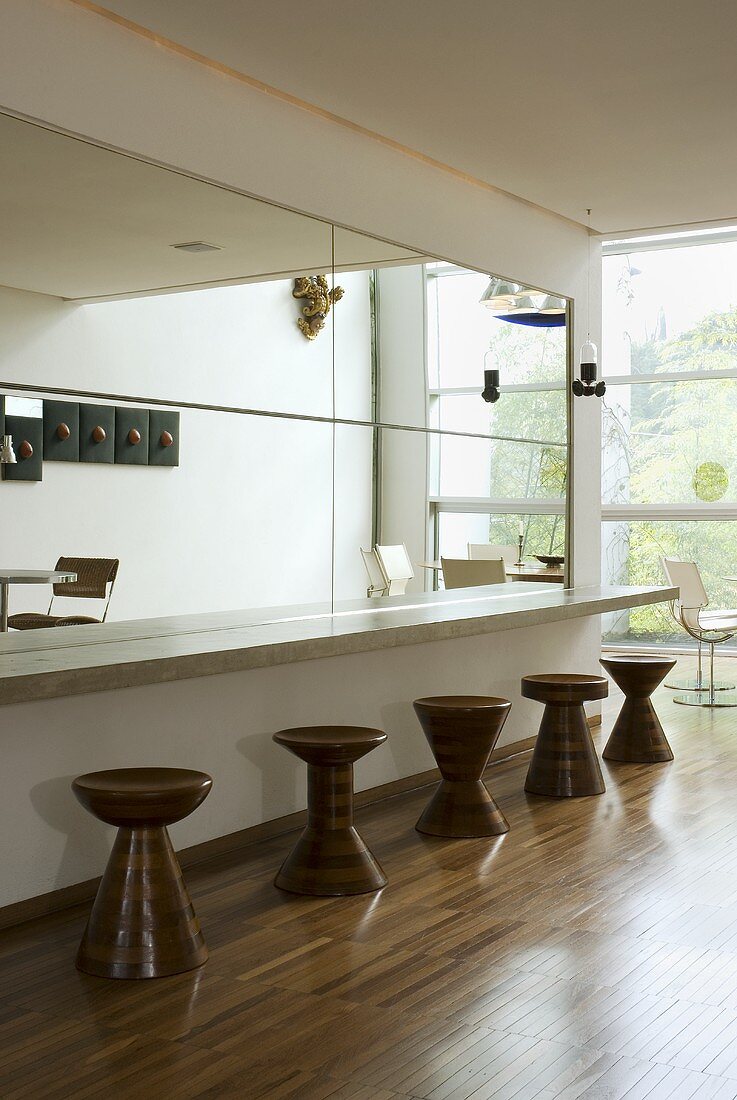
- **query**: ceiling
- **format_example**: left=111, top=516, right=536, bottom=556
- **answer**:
left=0, top=115, right=421, bottom=300
left=95, top=0, right=737, bottom=234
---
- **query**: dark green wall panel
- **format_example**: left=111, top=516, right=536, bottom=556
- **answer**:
left=148, top=410, right=180, bottom=467
left=79, top=404, right=115, bottom=463
left=3, top=415, right=43, bottom=481
left=43, top=400, right=80, bottom=462
left=115, top=407, right=149, bottom=465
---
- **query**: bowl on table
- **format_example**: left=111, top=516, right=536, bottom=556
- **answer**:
left=535, top=555, right=565, bottom=568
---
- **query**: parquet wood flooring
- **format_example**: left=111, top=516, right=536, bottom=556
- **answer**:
left=3, top=654, right=737, bottom=1097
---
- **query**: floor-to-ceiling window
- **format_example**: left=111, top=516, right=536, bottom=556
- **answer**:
left=602, top=229, right=737, bottom=648
left=426, top=264, right=568, bottom=565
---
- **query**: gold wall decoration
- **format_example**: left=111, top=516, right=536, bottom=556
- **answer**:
left=292, top=275, right=344, bottom=340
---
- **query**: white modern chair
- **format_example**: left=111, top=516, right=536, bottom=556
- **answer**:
left=468, top=543, right=517, bottom=566
left=441, top=557, right=506, bottom=590
left=360, top=548, right=388, bottom=598
left=375, top=544, right=414, bottom=595
left=662, top=558, right=737, bottom=706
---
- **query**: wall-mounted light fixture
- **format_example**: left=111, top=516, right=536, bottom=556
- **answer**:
left=572, top=340, right=605, bottom=397
left=0, top=436, right=16, bottom=464
left=481, top=348, right=500, bottom=403
left=572, top=209, right=605, bottom=398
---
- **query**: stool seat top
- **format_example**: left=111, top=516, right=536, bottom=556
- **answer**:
left=273, top=725, right=386, bottom=765
left=600, top=654, right=677, bottom=669
left=600, top=653, right=676, bottom=695
left=522, top=673, right=608, bottom=703
left=274, top=725, right=385, bottom=747
left=72, top=767, right=212, bottom=827
left=74, top=767, right=211, bottom=795
left=414, top=695, right=511, bottom=712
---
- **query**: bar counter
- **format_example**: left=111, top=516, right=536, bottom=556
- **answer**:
left=0, top=583, right=675, bottom=707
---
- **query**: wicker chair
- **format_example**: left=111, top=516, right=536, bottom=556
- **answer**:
left=8, top=557, right=119, bottom=630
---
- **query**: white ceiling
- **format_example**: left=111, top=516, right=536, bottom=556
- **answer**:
left=97, top=0, right=737, bottom=234
left=0, top=115, right=421, bottom=300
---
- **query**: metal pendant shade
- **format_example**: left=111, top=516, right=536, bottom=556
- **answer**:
left=536, top=294, right=567, bottom=315
left=479, top=278, right=523, bottom=310
left=494, top=293, right=566, bottom=327
left=481, top=279, right=567, bottom=327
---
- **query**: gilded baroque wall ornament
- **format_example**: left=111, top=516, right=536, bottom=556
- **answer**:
left=292, top=274, right=344, bottom=340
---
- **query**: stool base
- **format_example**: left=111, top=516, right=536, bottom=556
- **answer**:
left=416, top=779, right=509, bottom=838
left=525, top=703, right=605, bottom=798
left=603, top=698, right=674, bottom=763
left=76, top=825, right=208, bottom=980
left=275, top=825, right=387, bottom=896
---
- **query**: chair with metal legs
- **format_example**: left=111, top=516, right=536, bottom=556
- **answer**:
left=661, top=558, right=737, bottom=707
left=663, top=637, right=735, bottom=693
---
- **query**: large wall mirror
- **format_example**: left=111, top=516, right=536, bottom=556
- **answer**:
left=0, top=112, right=571, bottom=635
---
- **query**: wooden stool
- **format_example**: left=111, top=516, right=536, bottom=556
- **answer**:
left=273, top=726, right=387, bottom=896
left=72, top=767, right=212, bottom=979
left=522, top=674, right=608, bottom=797
left=413, top=696, right=511, bottom=837
left=600, top=655, right=676, bottom=763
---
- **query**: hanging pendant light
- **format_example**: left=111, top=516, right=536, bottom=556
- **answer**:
left=484, top=285, right=567, bottom=328
left=572, top=209, right=606, bottom=397
left=495, top=292, right=566, bottom=327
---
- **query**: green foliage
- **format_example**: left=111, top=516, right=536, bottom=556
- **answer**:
left=604, top=304, right=737, bottom=643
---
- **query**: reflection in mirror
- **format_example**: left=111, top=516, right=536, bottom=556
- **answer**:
left=0, top=111, right=570, bottom=637
left=334, top=423, right=567, bottom=605
left=333, top=425, right=430, bottom=604
left=0, top=113, right=334, bottom=419
left=11, top=411, right=333, bottom=621
left=331, top=229, right=570, bottom=602
left=4, top=397, right=43, bottom=418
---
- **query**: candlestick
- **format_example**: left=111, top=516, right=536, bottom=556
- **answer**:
left=515, top=532, right=525, bottom=567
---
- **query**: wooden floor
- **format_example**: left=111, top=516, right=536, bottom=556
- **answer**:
left=4, top=655, right=737, bottom=1098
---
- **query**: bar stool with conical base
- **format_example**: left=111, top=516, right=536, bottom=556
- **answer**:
left=273, top=726, right=387, bottom=896
left=72, top=767, right=212, bottom=979
left=413, top=696, right=511, bottom=837
left=522, top=674, right=608, bottom=797
left=600, top=655, right=676, bottom=763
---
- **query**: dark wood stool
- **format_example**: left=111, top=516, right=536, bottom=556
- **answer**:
left=272, top=726, right=387, bottom=896
left=522, top=674, right=608, bottom=797
left=72, top=767, right=212, bottom=979
left=600, top=655, right=676, bottom=763
left=413, top=696, right=511, bottom=837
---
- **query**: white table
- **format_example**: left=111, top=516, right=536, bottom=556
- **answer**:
left=0, top=569, right=77, bottom=632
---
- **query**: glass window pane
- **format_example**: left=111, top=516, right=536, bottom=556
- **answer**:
left=603, top=242, right=737, bottom=377
left=602, top=520, right=737, bottom=648
left=438, top=512, right=565, bottom=559
left=430, top=269, right=567, bottom=389
left=602, top=378, right=737, bottom=504
left=435, top=391, right=566, bottom=443
left=438, top=434, right=567, bottom=499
